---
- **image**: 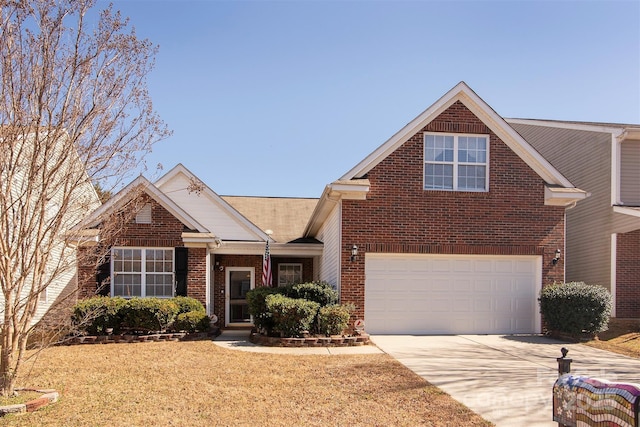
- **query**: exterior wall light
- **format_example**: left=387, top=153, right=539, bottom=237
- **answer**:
left=350, top=245, right=358, bottom=262
left=552, top=249, right=561, bottom=265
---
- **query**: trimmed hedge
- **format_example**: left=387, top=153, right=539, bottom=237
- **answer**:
left=246, top=286, right=283, bottom=333
left=266, top=294, right=320, bottom=338
left=72, top=296, right=210, bottom=334
left=172, top=296, right=206, bottom=314
left=539, top=282, right=612, bottom=336
left=72, top=296, right=127, bottom=335
left=318, top=304, right=353, bottom=336
left=174, top=311, right=211, bottom=333
left=284, top=281, right=338, bottom=307
left=120, top=298, right=179, bottom=332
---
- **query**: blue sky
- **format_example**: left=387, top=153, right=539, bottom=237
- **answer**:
left=102, top=0, right=640, bottom=198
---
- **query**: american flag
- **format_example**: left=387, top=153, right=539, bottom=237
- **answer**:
left=262, top=239, right=272, bottom=287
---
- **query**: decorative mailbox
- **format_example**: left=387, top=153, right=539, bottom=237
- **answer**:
left=553, top=375, right=640, bottom=427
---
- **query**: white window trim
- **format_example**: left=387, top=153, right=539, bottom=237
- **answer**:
left=423, top=132, right=490, bottom=192
left=111, top=247, right=175, bottom=298
left=277, top=263, right=303, bottom=287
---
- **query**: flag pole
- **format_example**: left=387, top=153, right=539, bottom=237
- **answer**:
left=262, top=229, right=273, bottom=287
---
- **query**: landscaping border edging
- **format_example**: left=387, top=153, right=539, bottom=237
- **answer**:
left=63, top=331, right=218, bottom=346
left=0, top=388, right=59, bottom=417
left=249, top=332, right=371, bottom=347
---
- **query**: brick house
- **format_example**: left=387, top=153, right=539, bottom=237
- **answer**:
left=77, top=82, right=596, bottom=334
left=76, top=168, right=321, bottom=327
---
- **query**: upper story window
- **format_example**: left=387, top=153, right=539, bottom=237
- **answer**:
left=112, top=247, right=174, bottom=298
left=424, top=133, right=489, bottom=191
left=278, top=263, right=303, bottom=286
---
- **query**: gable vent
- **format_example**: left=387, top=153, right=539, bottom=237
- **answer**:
left=135, top=203, right=152, bottom=224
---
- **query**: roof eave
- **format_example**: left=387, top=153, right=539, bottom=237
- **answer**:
left=304, top=180, right=370, bottom=237
left=544, top=186, right=590, bottom=207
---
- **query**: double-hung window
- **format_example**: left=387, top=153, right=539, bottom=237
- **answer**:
left=277, top=263, right=303, bottom=286
left=112, top=248, right=174, bottom=298
left=424, top=133, right=489, bottom=191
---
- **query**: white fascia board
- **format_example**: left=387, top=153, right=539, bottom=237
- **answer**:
left=303, top=180, right=370, bottom=237
left=341, top=83, right=465, bottom=180
left=613, top=206, right=640, bottom=218
left=146, top=185, right=209, bottom=232
left=76, top=174, right=209, bottom=233
left=155, top=163, right=271, bottom=241
left=506, top=118, right=628, bottom=136
left=544, top=186, right=589, bottom=206
left=67, top=228, right=100, bottom=247
left=303, top=185, right=338, bottom=237
left=211, top=241, right=323, bottom=256
left=75, top=175, right=151, bottom=229
left=340, top=82, right=575, bottom=188
left=460, top=92, right=574, bottom=188
left=181, top=232, right=221, bottom=249
left=617, top=128, right=640, bottom=142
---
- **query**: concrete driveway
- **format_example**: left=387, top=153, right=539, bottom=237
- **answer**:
left=371, top=334, right=640, bottom=427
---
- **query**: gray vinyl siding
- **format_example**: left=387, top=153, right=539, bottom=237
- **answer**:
left=510, top=123, right=613, bottom=290
left=317, top=203, right=341, bottom=292
left=620, top=140, right=640, bottom=205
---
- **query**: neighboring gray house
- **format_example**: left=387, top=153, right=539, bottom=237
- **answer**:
left=508, top=119, right=640, bottom=318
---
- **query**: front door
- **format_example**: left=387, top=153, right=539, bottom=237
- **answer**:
left=225, top=267, right=254, bottom=326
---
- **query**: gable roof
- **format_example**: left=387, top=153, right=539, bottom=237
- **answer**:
left=77, top=175, right=207, bottom=232
left=221, top=196, right=318, bottom=243
left=154, top=164, right=272, bottom=242
left=341, top=81, right=576, bottom=188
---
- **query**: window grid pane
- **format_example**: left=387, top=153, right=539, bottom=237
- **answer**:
left=112, top=248, right=174, bottom=298
left=278, top=264, right=303, bottom=286
left=425, top=134, right=488, bottom=191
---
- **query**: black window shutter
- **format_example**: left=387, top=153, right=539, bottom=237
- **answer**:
left=175, top=247, right=188, bottom=297
left=96, top=254, right=111, bottom=296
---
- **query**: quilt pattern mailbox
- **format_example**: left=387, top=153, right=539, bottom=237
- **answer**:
left=553, top=375, right=640, bottom=427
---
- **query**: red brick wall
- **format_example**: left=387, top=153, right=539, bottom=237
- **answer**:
left=77, top=195, right=208, bottom=308
left=210, top=255, right=315, bottom=327
left=187, top=247, right=207, bottom=307
left=211, top=255, right=262, bottom=327
left=341, top=101, right=566, bottom=320
left=616, top=230, right=640, bottom=318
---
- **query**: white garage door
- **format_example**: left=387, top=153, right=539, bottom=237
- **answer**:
left=365, top=253, right=541, bottom=335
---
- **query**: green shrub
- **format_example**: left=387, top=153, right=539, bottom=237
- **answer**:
left=172, top=296, right=205, bottom=314
left=285, top=281, right=338, bottom=307
left=246, top=286, right=284, bottom=333
left=318, top=304, right=354, bottom=336
left=120, top=298, right=179, bottom=332
left=266, top=294, right=319, bottom=338
left=174, top=311, right=211, bottom=332
left=539, top=282, right=612, bottom=336
left=72, top=296, right=127, bottom=335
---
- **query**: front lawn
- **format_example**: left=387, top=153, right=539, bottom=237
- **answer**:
left=5, top=341, right=492, bottom=426
left=585, top=318, right=640, bottom=358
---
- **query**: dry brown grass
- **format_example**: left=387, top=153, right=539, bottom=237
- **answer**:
left=584, top=318, right=640, bottom=359
left=3, top=341, right=492, bottom=426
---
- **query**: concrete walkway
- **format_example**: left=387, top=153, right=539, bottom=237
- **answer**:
left=371, top=334, right=640, bottom=427
left=212, top=330, right=383, bottom=355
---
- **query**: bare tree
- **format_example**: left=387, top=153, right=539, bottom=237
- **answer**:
left=0, top=0, right=170, bottom=396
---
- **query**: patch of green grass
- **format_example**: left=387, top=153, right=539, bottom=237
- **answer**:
left=0, top=390, right=42, bottom=406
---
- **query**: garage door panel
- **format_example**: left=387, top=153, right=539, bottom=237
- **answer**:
left=365, top=254, right=540, bottom=334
